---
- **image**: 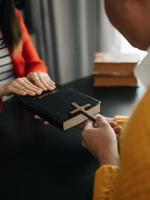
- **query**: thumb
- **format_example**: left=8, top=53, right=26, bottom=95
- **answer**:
left=95, top=114, right=108, bottom=127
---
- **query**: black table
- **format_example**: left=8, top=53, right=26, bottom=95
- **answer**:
left=0, top=76, right=144, bottom=200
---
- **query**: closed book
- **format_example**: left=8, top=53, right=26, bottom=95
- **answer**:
left=94, top=76, right=138, bottom=87
left=19, top=85, right=101, bottom=131
left=93, top=71, right=134, bottom=77
left=94, top=52, right=139, bottom=73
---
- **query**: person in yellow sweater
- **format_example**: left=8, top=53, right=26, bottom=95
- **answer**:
left=82, top=0, right=150, bottom=199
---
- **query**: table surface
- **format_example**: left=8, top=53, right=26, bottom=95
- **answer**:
left=0, top=76, right=145, bottom=200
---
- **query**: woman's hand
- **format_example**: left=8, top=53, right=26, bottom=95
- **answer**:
left=82, top=114, right=120, bottom=166
left=27, top=72, right=56, bottom=91
left=0, top=77, right=43, bottom=96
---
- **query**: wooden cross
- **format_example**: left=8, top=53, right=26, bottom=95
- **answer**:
left=71, top=102, right=96, bottom=122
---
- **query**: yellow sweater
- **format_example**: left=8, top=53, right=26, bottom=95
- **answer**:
left=93, top=88, right=150, bottom=200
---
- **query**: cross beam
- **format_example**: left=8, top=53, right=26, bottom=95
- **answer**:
left=71, top=102, right=96, bottom=122
left=70, top=103, right=91, bottom=115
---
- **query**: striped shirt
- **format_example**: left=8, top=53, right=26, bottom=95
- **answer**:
left=0, top=31, right=15, bottom=101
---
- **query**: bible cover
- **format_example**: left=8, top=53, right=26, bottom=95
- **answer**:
left=19, top=85, right=101, bottom=131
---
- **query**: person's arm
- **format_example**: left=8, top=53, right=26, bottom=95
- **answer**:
left=0, top=10, right=55, bottom=112
left=16, top=10, right=47, bottom=74
left=16, top=10, right=55, bottom=91
left=82, top=115, right=120, bottom=200
left=93, top=165, right=118, bottom=200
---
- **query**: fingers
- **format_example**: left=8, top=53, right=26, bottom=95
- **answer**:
left=95, top=114, right=108, bottom=128
left=82, top=115, right=120, bottom=134
left=109, top=121, right=117, bottom=128
left=105, top=116, right=122, bottom=135
left=7, top=77, right=43, bottom=96
left=8, top=85, right=27, bottom=96
left=5, top=79, right=27, bottom=96
left=27, top=72, right=56, bottom=91
left=114, top=126, right=122, bottom=136
left=4, top=73, right=55, bottom=97
left=22, top=78, right=43, bottom=95
left=45, top=75, right=56, bottom=90
left=18, top=78, right=43, bottom=95
left=34, top=115, right=41, bottom=119
left=19, top=78, right=42, bottom=95
left=83, top=120, right=95, bottom=132
left=83, top=115, right=110, bottom=131
left=44, top=121, right=50, bottom=125
left=39, top=74, right=55, bottom=91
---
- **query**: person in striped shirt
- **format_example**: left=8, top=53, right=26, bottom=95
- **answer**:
left=0, top=0, right=55, bottom=110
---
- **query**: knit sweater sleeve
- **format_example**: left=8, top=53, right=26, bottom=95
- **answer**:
left=93, top=165, right=119, bottom=200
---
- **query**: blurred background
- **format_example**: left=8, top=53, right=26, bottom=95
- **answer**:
left=15, top=0, right=146, bottom=84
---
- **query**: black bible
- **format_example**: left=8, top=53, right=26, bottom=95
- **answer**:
left=19, top=86, right=101, bottom=131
